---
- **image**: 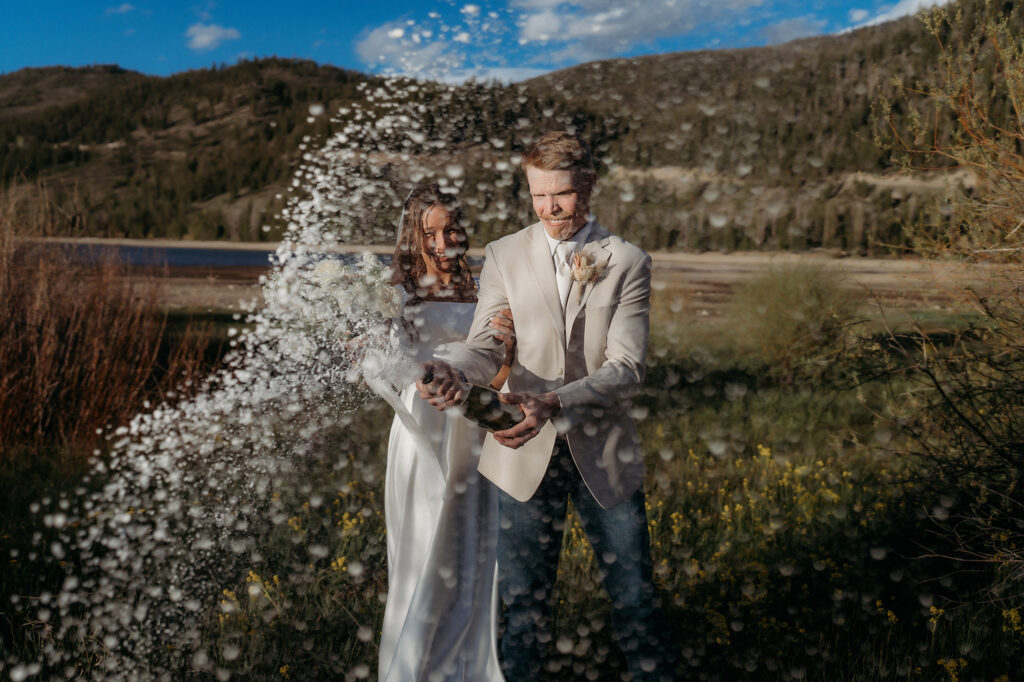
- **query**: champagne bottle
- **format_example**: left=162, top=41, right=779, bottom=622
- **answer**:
left=458, top=383, right=524, bottom=432
left=421, top=369, right=524, bottom=432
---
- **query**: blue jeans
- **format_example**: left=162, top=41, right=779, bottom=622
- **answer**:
left=497, top=440, right=668, bottom=680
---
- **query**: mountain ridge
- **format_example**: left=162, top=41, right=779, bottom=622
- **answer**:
left=1, top=0, right=1012, bottom=252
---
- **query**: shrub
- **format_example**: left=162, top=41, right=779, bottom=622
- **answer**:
left=879, top=0, right=1024, bottom=609
left=0, top=191, right=210, bottom=462
left=722, top=261, right=859, bottom=383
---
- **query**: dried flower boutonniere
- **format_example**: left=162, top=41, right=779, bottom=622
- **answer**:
left=569, top=251, right=605, bottom=303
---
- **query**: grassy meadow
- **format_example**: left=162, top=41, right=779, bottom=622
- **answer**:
left=3, top=230, right=1023, bottom=682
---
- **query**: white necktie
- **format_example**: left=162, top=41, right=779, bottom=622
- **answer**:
left=554, top=241, right=573, bottom=309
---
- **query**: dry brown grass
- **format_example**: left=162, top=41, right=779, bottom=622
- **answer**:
left=0, top=187, right=211, bottom=461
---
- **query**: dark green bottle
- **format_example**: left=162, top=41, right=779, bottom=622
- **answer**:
left=421, top=370, right=523, bottom=432
left=458, top=383, right=524, bottom=432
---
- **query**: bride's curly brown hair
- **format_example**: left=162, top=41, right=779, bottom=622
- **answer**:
left=391, top=183, right=476, bottom=302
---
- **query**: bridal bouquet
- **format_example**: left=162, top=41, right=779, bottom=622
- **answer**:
left=262, top=251, right=401, bottom=373
left=305, top=252, right=401, bottom=337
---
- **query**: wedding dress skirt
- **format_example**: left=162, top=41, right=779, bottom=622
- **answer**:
left=379, top=300, right=504, bottom=682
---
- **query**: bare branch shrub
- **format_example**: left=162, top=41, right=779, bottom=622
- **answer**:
left=879, top=0, right=1024, bottom=604
left=0, top=187, right=211, bottom=462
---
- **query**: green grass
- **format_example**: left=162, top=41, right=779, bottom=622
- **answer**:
left=4, top=266, right=1024, bottom=681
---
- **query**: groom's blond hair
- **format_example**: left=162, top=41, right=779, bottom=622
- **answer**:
left=521, top=131, right=596, bottom=196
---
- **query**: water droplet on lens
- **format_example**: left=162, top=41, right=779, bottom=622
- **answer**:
left=556, top=636, right=574, bottom=654
left=708, top=439, right=728, bottom=458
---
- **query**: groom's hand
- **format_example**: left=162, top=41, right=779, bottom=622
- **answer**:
left=416, top=359, right=467, bottom=411
left=493, top=391, right=560, bottom=449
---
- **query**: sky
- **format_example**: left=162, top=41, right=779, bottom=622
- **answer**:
left=1, top=0, right=950, bottom=83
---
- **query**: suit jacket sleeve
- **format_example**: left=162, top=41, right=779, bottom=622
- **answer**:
left=552, top=251, right=651, bottom=430
left=444, top=241, right=508, bottom=385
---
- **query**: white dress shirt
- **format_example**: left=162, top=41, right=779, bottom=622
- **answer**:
left=543, top=220, right=594, bottom=310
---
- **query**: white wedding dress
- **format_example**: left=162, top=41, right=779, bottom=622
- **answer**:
left=379, top=299, right=504, bottom=682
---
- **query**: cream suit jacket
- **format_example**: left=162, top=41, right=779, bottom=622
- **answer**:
left=446, top=220, right=651, bottom=509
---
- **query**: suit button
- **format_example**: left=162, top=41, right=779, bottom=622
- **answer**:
left=558, top=368, right=564, bottom=377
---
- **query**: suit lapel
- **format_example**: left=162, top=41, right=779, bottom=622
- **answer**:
left=565, top=226, right=613, bottom=336
left=522, top=223, right=567, bottom=347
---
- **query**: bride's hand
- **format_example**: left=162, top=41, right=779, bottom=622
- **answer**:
left=489, top=308, right=516, bottom=366
left=417, top=359, right=467, bottom=410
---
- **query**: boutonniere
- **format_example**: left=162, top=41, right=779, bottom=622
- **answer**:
left=569, top=251, right=605, bottom=303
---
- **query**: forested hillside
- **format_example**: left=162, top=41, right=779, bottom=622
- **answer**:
left=2, top=0, right=1020, bottom=251
left=0, top=59, right=378, bottom=241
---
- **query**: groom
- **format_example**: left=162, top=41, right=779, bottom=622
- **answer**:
left=419, top=131, right=665, bottom=679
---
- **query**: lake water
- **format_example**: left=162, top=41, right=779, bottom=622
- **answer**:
left=56, top=243, right=397, bottom=268
left=53, top=242, right=493, bottom=270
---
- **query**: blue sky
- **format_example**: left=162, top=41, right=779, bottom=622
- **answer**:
left=1, top=1, right=948, bottom=82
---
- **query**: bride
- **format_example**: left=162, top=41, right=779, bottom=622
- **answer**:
left=378, top=184, right=513, bottom=681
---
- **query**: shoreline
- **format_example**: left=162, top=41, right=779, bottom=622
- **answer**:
left=19, top=236, right=991, bottom=314
left=17, top=236, right=395, bottom=255
left=18, top=235, right=929, bottom=265
left=19, top=234, right=979, bottom=278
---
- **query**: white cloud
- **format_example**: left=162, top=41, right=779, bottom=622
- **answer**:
left=355, top=5, right=522, bottom=82
left=511, top=0, right=762, bottom=64
left=106, top=3, right=134, bottom=14
left=355, top=23, right=458, bottom=78
left=848, top=8, right=869, bottom=23
left=186, top=23, right=242, bottom=51
left=520, top=9, right=563, bottom=43
left=850, top=0, right=951, bottom=29
left=759, top=16, right=828, bottom=44
left=355, top=0, right=957, bottom=84
left=361, top=0, right=856, bottom=81
left=355, top=0, right=764, bottom=81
